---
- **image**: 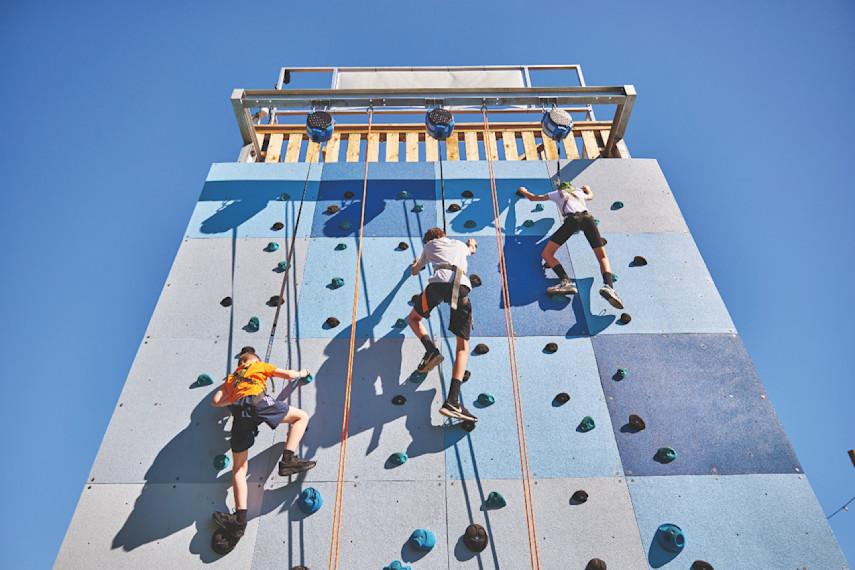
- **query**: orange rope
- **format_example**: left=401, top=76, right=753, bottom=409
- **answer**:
left=482, top=108, right=541, bottom=569
left=329, top=108, right=373, bottom=569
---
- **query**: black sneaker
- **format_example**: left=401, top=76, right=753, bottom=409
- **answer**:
left=439, top=400, right=478, bottom=422
left=212, top=511, right=246, bottom=538
left=417, top=350, right=444, bottom=373
left=278, top=454, right=317, bottom=477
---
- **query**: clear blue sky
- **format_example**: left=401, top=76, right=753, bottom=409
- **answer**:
left=1, top=1, right=853, bottom=567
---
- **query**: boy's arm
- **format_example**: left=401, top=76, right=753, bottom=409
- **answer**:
left=466, top=238, right=477, bottom=255
left=516, top=186, right=550, bottom=201
left=411, top=249, right=428, bottom=276
left=581, top=185, right=594, bottom=200
left=211, top=385, right=230, bottom=407
left=271, top=368, right=310, bottom=381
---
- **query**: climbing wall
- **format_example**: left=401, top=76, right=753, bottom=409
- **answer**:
left=56, top=158, right=849, bottom=569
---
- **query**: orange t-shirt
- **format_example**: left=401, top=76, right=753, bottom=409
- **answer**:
left=223, top=361, right=278, bottom=403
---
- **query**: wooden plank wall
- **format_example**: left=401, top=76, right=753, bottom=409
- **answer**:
left=252, top=121, right=630, bottom=163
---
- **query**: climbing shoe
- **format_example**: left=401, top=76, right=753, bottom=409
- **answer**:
left=278, top=454, right=317, bottom=477
left=439, top=400, right=478, bottom=422
left=599, top=285, right=624, bottom=309
left=417, top=350, right=444, bottom=373
left=212, top=511, right=246, bottom=538
left=547, top=279, right=578, bottom=295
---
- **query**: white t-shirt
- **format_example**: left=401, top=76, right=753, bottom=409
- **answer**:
left=547, top=188, right=588, bottom=215
left=415, top=237, right=472, bottom=289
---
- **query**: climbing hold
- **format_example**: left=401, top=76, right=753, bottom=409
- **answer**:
left=410, top=293, right=421, bottom=306
left=194, top=374, right=213, bottom=388
left=611, top=201, right=624, bottom=210
left=551, top=293, right=568, bottom=302
left=544, top=342, right=558, bottom=353
left=474, top=343, right=489, bottom=355
left=291, top=567, right=310, bottom=570
left=240, top=346, right=255, bottom=355
left=618, top=313, right=632, bottom=325
left=462, top=190, right=474, bottom=198
left=541, top=107, right=574, bottom=141
left=632, top=255, right=648, bottom=266
left=301, top=373, right=314, bottom=384
left=585, top=560, right=607, bottom=570
left=335, top=242, right=347, bottom=250
left=397, top=241, right=409, bottom=250
left=325, top=317, right=340, bottom=328
left=409, top=528, right=436, bottom=551
left=462, top=370, right=471, bottom=382
left=383, top=562, right=411, bottom=570
left=571, top=490, right=589, bottom=504
left=448, top=203, right=461, bottom=212
left=534, top=203, right=544, bottom=211
left=268, top=295, right=283, bottom=306
left=461, top=421, right=476, bottom=432
left=594, top=218, right=600, bottom=226
left=628, top=414, right=646, bottom=431
left=611, top=273, right=618, bottom=283
left=339, top=220, right=352, bottom=230
left=278, top=193, right=290, bottom=201
left=409, top=371, right=426, bottom=384
left=486, top=491, right=506, bottom=509
left=247, top=317, right=260, bottom=331
left=463, top=523, right=488, bottom=552
left=266, top=242, right=279, bottom=252
left=272, top=222, right=284, bottom=230
left=477, top=393, right=495, bottom=406
left=277, top=260, right=289, bottom=271
left=554, top=392, right=570, bottom=405
left=394, top=318, right=407, bottom=328
left=392, top=395, right=406, bottom=406
left=398, top=190, right=410, bottom=199
left=655, top=523, right=685, bottom=553
left=306, top=110, right=334, bottom=143
left=220, top=297, right=232, bottom=307
left=326, top=204, right=339, bottom=215
left=656, top=447, right=677, bottom=463
left=615, top=368, right=628, bottom=380
left=692, top=561, right=713, bottom=570
left=426, top=108, right=455, bottom=141
left=412, top=204, right=424, bottom=212
left=213, top=454, right=230, bottom=470
left=470, top=274, right=482, bottom=287
left=389, top=452, right=408, bottom=466
left=523, top=219, right=534, bottom=227
left=578, top=416, right=596, bottom=432
left=297, top=487, right=323, bottom=514
left=463, top=219, right=477, bottom=229
left=331, top=277, right=344, bottom=288
left=344, top=190, right=355, bottom=199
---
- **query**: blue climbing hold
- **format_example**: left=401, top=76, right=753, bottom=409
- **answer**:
left=389, top=452, right=408, bottom=466
left=463, top=219, right=477, bottom=229
left=298, top=487, right=323, bottom=514
left=594, top=218, right=600, bottom=226
left=339, top=221, right=352, bottom=230
left=486, top=491, right=507, bottom=508
left=247, top=317, right=260, bottom=331
left=412, top=204, right=424, bottom=212
left=616, top=368, right=628, bottom=380
left=331, top=277, right=344, bottom=288
left=656, top=447, right=677, bottom=463
left=195, top=374, right=213, bottom=387
left=266, top=242, right=279, bottom=252
left=409, top=529, right=436, bottom=551
left=611, top=201, right=624, bottom=210
left=578, top=415, right=596, bottom=432
left=534, top=203, right=544, bottom=211
left=523, top=219, right=534, bottom=227
left=335, top=242, right=347, bottom=250
left=477, top=393, right=495, bottom=406
left=551, top=293, right=568, bottom=302
left=384, top=562, right=411, bottom=570
left=302, top=373, right=314, bottom=384
left=612, top=273, right=618, bottom=283
left=278, top=260, right=290, bottom=271
left=213, top=454, right=230, bottom=470
left=398, top=190, right=410, bottom=199
left=655, top=523, right=685, bottom=553
left=394, top=318, right=407, bottom=328
left=409, top=371, right=427, bottom=384
left=278, top=193, right=290, bottom=201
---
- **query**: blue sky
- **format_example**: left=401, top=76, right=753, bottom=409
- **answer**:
left=1, top=0, right=853, bottom=566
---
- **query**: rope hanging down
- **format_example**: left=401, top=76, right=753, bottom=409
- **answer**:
left=329, top=107, right=374, bottom=570
left=439, top=139, right=447, bottom=233
left=482, top=107, right=541, bottom=570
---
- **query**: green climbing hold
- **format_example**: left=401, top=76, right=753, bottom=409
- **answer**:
left=394, top=318, right=407, bottom=328
left=278, top=260, right=290, bottom=271
left=331, top=277, right=344, bottom=288
left=213, top=454, right=230, bottom=470
left=339, top=221, right=352, bottom=230
left=412, top=204, right=424, bottom=212
left=409, top=371, right=427, bottom=384
left=534, top=203, right=544, bottom=211
left=463, top=219, right=477, bottom=229
left=266, top=242, right=279, bottom=252
left=302, top=373, right=314, bottom=384
left=656, top=447, right=677, bottom=463
left=278, top=193, right=290, bottom=201
left=612, top=273, right=618, bottom=282
left=655, top=523, right=685, bottom=553
left=486, top=491, right=507, bottom=508
left=594, top=219, right=600, bottom=226
left=523, top=219, right=534, bottom=227
left=335, top=242, right=347, bottom=250
left=551, top=293, right=568, bottom=302
left=477, top=393, right=495, bottom=406
left=247, top=317, right=260, bottom=331
left=578, top=415, right=596, bottom=432
left=611, top=201, right=624, bottom=210
left=389, top=452, right=408, bottom=466
left=398, top=190, right=410, bottom=199
left=194, top=374, right=213, bottom=388
left=615, top=368, right=628, bottom=380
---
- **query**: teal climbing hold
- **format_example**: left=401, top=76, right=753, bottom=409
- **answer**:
left=278, top=193, right=290, bottom=201
left=477, top=393, right=495, bottom=406
left=534, top=203, right=544, bottom=211
left=408, top=529, right=436, bottom=551
left=486, top=491, right=507, bottom=508
left=331, top=277, right=345, bottom=288
left=656, top=447, right=677, bottom=463
left=398, top=190, right=410, bottom=199
left=247, top=317, right=260, bottom=331
left=266, top=242, right=279, bottom=252
left=655, top=523, right=685, bottom=553
left=394, top=318, right=407, bottom=328
left=302, top=373, right=314, bottom=384
left=409, top=371, right=427, bottom=384
left=611, top=201, right=624, bottom=210
left=339, top=221, right=352, bottom=230
left=278, top=260, right=290, bottom=271
left=612, top=273, right=618, bottom=282
left=297, top=487, right=323, bottom=514
left=412, top=204, right=424, bottom=212
left=551, top=293, right=568, bottom=302
left=616, top=368, right=628, bottom=380
left=335, top=242, right=347, bottom=250
left=389, top=452, right=408, bottom=466
left=195, top=374, right=213, bottom=387
left=213, top=454, right=230, bottom=470
left=384, top=562, right=411, bottom=570
left=594, top=218, right=600, bottom=225
left=523, top=219, right=534, bottom=227
left=463, top=219, right=477, bottom=229
left=578, top=415, right=596, bottom=432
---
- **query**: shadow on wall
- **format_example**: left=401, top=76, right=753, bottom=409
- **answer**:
left=198, top=181, right=296, bottom=234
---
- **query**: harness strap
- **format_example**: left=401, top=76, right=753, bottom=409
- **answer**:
left=433, top=263, right=464, bottom=310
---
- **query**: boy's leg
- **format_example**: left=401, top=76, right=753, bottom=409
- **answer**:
left=543, top=239, right=577, bottom=295
left=232, top=450, right=249, bottom=510
left=439, top=335, right=478, bottom=422
left=408, top=305, right=444, bottom=373
left=593, top=246, right=624, bottom=309
left=278, top=407, right=317, bottom=476
left=212, top=449, right=249, bottom=541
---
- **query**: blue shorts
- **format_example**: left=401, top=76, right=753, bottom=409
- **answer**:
left=228, top=395, right=291, bottom=453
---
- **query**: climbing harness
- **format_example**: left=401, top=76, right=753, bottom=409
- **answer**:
left=433, top=263, right=465, bottom=310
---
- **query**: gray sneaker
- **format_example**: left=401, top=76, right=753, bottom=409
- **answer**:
left=439, top=400, right=478, bottom=422
left=547, top=279, right=578, bottom=295
left=599, top=285, right=624, bottom=309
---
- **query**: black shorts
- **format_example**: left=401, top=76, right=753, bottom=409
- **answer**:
left=549, top=211, right=604, bottom=249
left=414, top=282, right=472, bottom=340
left=228, top=395, right=291, bottom=453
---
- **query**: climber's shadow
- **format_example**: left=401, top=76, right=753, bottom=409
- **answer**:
left=199, top=181, right=288, bottom=234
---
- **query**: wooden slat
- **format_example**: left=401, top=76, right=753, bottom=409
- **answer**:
left=264, top=133, right=284, bottom=163
left=346, top=133, right=361, bottom=162
left=485, top=132, right=499, bottom=161
left=324, top=133, right=341, bottom=162
left=367, top=132, right=380, bottom=162
left=405, top=132, right=419, bottom=162
left=284, top=133, right=303, bottom=163
left=615, top=139, right=631, bottom=159
left=598, top=130, right=612, bottom=157
left=305, top=141, right=321, bottom=163
left=464, top=131, right=480, bottom=160
left=563, top=135, right=580, bottom=159
left=255, top=120, right=615, bottom=136
left=501, top=131, right=519, bottom=160
left=256, top=132, right=267, bottom=161
left=542, top=137, right=559, bottom=160
left=446, top=132, right=460, bottom=161
left=581, top=130, right=600, bottom=158
left=521, top=131, right=538, bottom=160
left=385, top=132, right=399, bottom=162
left=425, top=136, right=438, bottom=162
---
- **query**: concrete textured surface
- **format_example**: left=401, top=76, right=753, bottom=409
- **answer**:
left=58, top=159, right=848, bottom=569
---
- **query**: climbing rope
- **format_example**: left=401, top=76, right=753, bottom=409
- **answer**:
left=482, top=107, right=541, bottom=569
left=329, top=107, right=374, bottom=569
left=439, top=138, right=447, bottom=233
